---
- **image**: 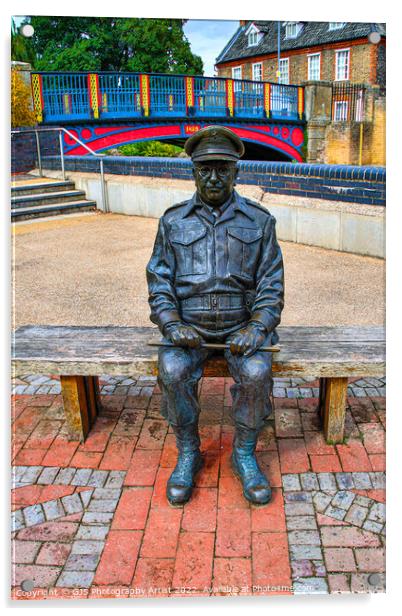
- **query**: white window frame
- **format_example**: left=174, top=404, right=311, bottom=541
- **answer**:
left=307, top=53, right=321, bottom=80
left=232, top=66, right=242, bottom=80
left=279, top=58, right=289, bottom=84
left=232, top=66, right=242, bottom=92
left=329, top=22, right=346, bottom=31
left=252, top=62, right=263, bottom=82
left=246, top=24, right=261, bottom=47
left=334, top=100, right=348, bottom=122
left=335, top=48, right=350, bottom=81
left=285, top=22, right=302, bottom=39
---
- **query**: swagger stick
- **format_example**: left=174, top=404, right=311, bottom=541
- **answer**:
left=147, top=341, right=280, bottom=352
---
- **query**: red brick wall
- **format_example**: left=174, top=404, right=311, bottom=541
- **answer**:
left=217, top=39, right=384, bottom=86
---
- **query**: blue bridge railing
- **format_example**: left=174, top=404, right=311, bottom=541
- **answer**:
left=31, top=72, right=305, bottom=125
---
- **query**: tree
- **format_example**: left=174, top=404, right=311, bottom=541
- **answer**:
left=11, top=18, right=36, bottom=66
left=28, top=17, right=203, bottom=74
left=11, top=69, right=36, bottom=127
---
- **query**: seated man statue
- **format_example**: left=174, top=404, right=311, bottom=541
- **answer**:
left=146, top=126, right=284, bottom=506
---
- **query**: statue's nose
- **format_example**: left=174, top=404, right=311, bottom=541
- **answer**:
left=209, top=168, right=218, bottom=182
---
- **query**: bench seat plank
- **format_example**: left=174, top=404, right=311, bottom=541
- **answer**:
left=12, top=325, right=385, bottom=379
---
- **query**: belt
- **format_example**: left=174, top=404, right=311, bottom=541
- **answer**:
left=180, top=293, right=249, bottom=311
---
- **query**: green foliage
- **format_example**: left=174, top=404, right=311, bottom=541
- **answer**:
left=106, top=141, right=184, bottom=157
left=11, top=18, right=35, bottom=66
left=11, top=69, right=36, bottom=127
left=28, top=17, right=203, bottom=74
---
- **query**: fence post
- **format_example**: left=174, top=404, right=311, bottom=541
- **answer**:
left=99, top=158, right=108, bottom=213
left=59, top=130, right=65, bottom=180
left=264, top=83, right=271, bottom=119
left=185, top=76, right=194, bottom=116
left=298, top=86, right=305, bottom=121
left=88, top=74, right=100, bottom=119
left=31, top=73, right=44, bottom=123
left=225, top=79, right=234, bottom=117
left=34, top=130, right=43, bottom=177
left=140, top=74, right=150, bottom=117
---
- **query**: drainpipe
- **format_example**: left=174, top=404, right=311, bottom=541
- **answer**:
left=277, top=21, right=281, bottom=83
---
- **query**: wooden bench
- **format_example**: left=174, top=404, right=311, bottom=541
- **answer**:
left=12, top=325, right=385, bottom=445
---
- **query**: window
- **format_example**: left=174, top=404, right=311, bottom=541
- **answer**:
left=335, top=49, right=350, bottom=81
left=252, top=62, right=262, bottom=81
left=285, top=22, right=302, bottom=38
left=329, top=22, right=346, bottom=31
left=334, top=100, right=348, bottom=121
left=232, top=66, right=242, bottom=80
left=279, top=58, right=289, bottom=84
left=248, top=30, right=258, bottom=46
left=308, top=53, right=321, bottom=80
left=355, top=89, right=364, bottom=121
left=232, top=66, right=242, bottom=92
left=246, top=25, right=261, bottom=47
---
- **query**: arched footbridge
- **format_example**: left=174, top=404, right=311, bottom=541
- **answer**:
left=31, top=72, right=306, bottom=161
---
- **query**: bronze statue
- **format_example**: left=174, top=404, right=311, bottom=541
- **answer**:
left=146, top=126, right=284, bottom=506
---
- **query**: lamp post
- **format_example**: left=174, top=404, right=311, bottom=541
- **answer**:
left=277, top=21, right=281, bottom=83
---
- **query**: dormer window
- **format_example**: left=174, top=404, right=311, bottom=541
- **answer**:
left=285, top=22, right=303, bottom=39
left=329, top=22, right=346, bottom=31
left=246, top=24, right=262, bottom=47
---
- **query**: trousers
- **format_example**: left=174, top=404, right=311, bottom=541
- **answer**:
left=157, top=333, right=273, bottom=431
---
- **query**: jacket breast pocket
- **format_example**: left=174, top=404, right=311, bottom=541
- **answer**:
left=227, top=227, right=263, bottom=280
left=170, top=224, right=208, bottom=277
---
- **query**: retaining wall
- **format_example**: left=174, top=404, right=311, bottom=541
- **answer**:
left=38, top=160, right=385, bottom=258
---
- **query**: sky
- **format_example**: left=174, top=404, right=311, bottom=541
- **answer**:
left=183, top=20, right=239, bottom=76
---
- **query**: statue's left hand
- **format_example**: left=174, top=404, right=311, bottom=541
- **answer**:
left=227, top=322, right=266, bottom=357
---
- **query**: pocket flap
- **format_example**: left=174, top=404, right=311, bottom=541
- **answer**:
left=228, top=227, right=263, bottom=244
left=170, top=224, right=207, bottom=246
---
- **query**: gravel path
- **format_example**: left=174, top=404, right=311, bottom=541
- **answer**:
left=12, top=212, right=385, bottom=329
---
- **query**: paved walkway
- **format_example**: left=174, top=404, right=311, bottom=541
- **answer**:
left=13, top=213, right=385, bottom=328
left=11, top=379, right=385, bottom=599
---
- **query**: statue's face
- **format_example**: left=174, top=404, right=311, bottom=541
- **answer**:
left=193, top=160, right=238, bottom=207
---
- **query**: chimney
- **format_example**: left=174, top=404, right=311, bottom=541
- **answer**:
left=240, top=20, right=247, bottom=26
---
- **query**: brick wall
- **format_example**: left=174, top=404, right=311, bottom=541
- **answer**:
left=370, top=97, right=386, bottom=166
left=217, top=41, right=383, bottom=86
left=41, top=155, right=385, bottom=207
left=11, top=128, right=59, bottom=173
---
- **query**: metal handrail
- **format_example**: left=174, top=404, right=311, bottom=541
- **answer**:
left=11, top=127, right=109, bottom=212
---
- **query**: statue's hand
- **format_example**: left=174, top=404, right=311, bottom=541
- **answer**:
left=163, top=322, right=203, bottom=348
left=228, top=322, right=266, bottom=357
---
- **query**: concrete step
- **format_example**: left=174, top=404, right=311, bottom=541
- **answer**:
left=11, top=200, right=97, bottom=221
left=11, top=180, right=76, bottom=197
left=11, top=190, right=87, bottom=209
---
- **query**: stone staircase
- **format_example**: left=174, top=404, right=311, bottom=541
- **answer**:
left=11, top=176, right=97, bottom=221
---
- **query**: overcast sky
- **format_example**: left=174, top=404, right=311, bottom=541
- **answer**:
left=183, top=20, right=239, bottom=75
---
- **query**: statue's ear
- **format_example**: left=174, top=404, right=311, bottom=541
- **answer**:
left=233, top=165, right=239, bottom=185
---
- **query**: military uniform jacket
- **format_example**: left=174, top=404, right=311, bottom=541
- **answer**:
left=146, top=190, right=284, bottom=341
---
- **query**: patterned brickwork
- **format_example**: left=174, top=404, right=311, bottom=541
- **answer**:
left=11, top=377, right=385, bottom=599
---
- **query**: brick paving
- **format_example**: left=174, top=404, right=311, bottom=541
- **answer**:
left=11, top=377, right=386, bottom=600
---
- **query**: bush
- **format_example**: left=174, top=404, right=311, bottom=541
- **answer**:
left=11, top=69, right=36, bottom=128
left=107, top=141, right=184, bottom=157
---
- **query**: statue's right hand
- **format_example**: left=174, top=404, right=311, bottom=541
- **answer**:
left=163, top=322, right=202, bottom=348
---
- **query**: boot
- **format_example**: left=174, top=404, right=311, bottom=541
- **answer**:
left=167, top=422, right=203, bottom=506
left=231, top=425, right=272, bottom=505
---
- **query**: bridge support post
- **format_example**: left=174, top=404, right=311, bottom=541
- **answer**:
left=304, top=81, right=332, bottom=163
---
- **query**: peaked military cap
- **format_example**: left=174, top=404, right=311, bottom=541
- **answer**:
left=185, top=126, right=245, bottom=162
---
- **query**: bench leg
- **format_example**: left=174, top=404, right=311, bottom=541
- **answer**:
left=60, top=376, right=101, bottom=442
left=318, top=377, right=348, bottom=444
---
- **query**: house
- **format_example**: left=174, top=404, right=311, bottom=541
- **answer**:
left=215, top=21, right=385, bottom=88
